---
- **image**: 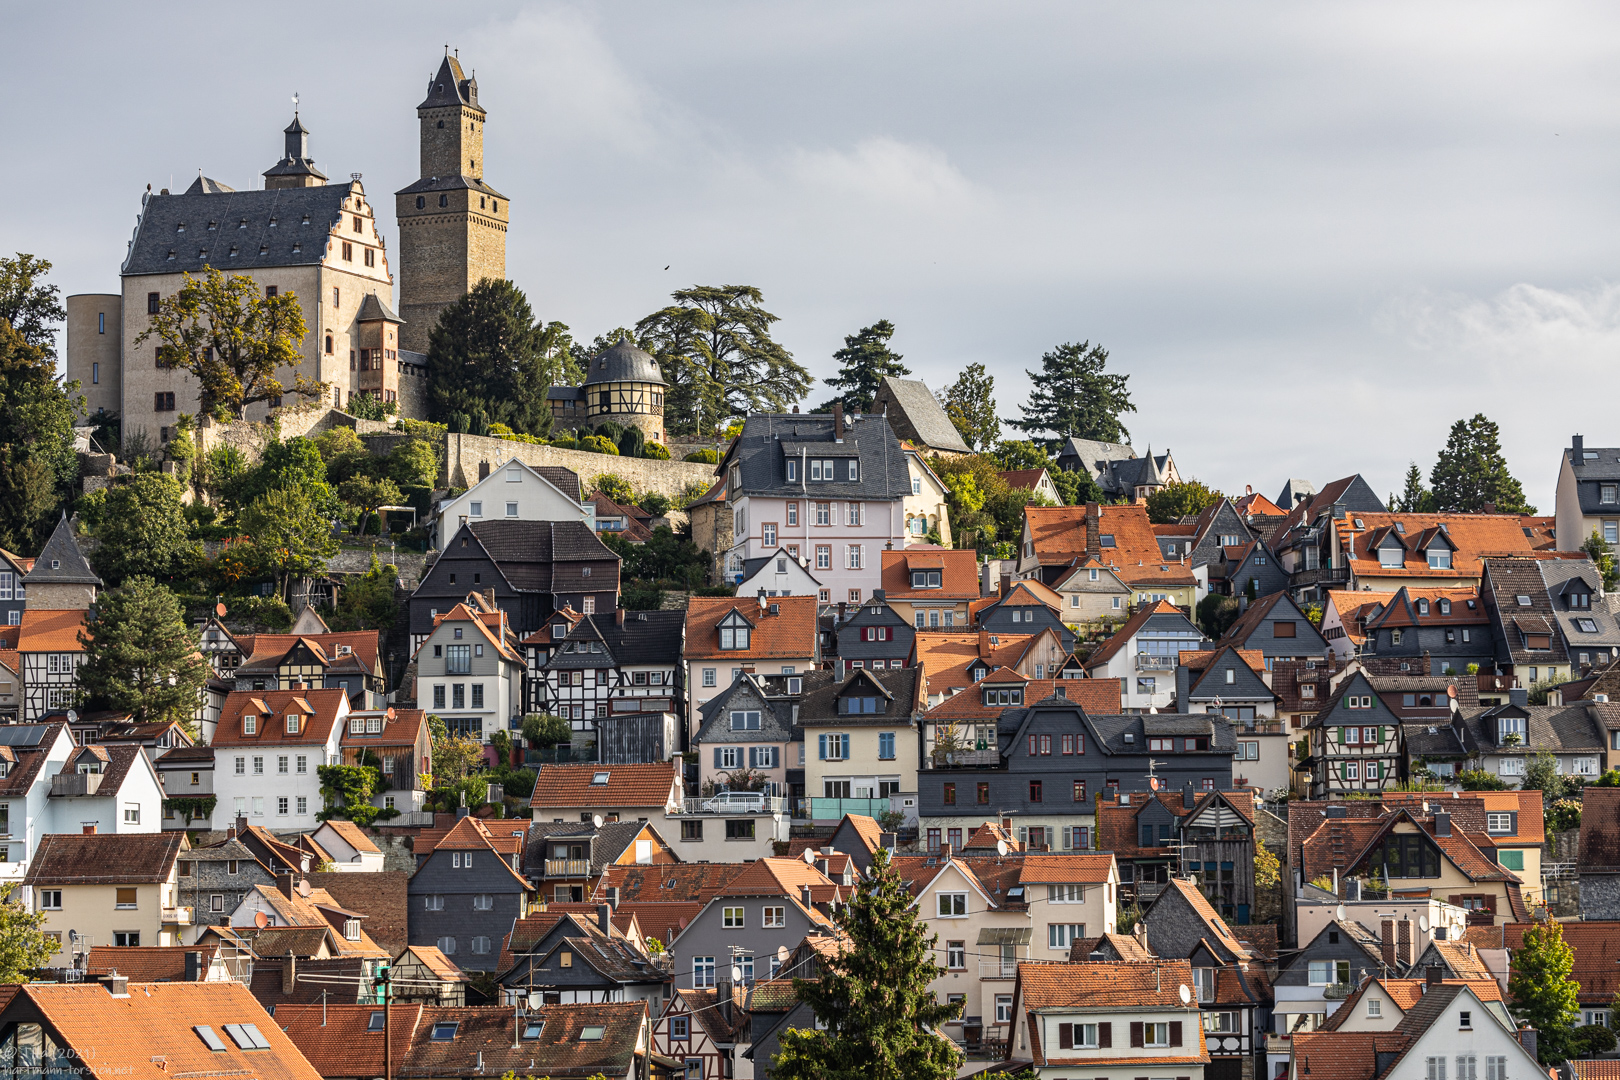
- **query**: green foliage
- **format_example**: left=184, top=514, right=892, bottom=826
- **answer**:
left=1429, top=413, right=1535, bottom=514
left=1456, top=769, right=1511, bottom=791
left=615, top=425, right=645, bottom=459
left=641, top=441, right=670, bottom=460
left=425, top=279, right=570, bottom=437
left=992, top=439, right=1052, bottom=472
left=1009, top=340, right=1134, bottom=447
left=819, top=319, right=908, bottom=414
left=243, top=437, right=337, bottom=514
left=1198, top=593, right=1241, bottom=638
left=1524, top=751, right=1575, bottom=802
left=0, top=881, right=61, bottom=981
left=345, top=393, right=396, bottom=421
left=1390, top=462, right=1436, bottom=513
left=0, top=315, right=83, bottom=552
left=639, top=492, right=671, bottom=517
left=488, top=765, right=537, bottom=799
left=941, top=362, right=999, bottom=451
left=385, top=438, right=439, bottom=491
left=240, top=486, right=340, bottom=603
left=636, top=285, right=811, bottom=437
left=684, top=448, right=720, bottom=464
left=522, top=713, right=573, bottom=748
left=607, top=524, right=711, bottom=593
left=313, top=425, right=367, bottom=473
left=90, top=473, right=197, bottom=585
left=490, top=730, right=512, bottom=766
left=1548, top=798, right=1582, bottom=832
left=1146, top=479, right=1223, bottom=524
left=1583, top=531, right=1619, bottom=592
left=77, top=577, right=211, bottom=731
left=1593, top=769, right=1620, bottom=788
left=771, top=849, right=962, bottom=1080
left=200, top=445, right=251, bottom=511
left=227, top=594, right=293, bottom=630
left=1115, top=902, right=1144, bottom=935
left=1509, top=919, right=1580, bottom=1063
left=135, top=267, right=320, bottom=419
left=324, top=555, right=399, bottom=631
left=1050, top=467, right=1102, bottom=507
left=577, top=434, right=619, bottom=455
left=338, top=474, right=404, bottom=536
left=162, top=796, right=217, bottom=826
left=620, top=580, right=665, bottom=610
left=592, top=474, right=635, bottom=503
left=0, top=253, right=67, bottom=358
left=316, top=764, right=383, bottom=827
left=1571, top=1025, right=1617, bottom=1058
left=1254, top=845, right=1281, bottom=889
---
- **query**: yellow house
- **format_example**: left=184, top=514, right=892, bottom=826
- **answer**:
left=799, top=667, right=925, bottom=825
left=25, top=831, right=189, bottom=963
left=1336, top=809, right=1531, bottom=923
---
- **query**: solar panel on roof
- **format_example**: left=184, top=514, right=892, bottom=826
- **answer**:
left=0, top=726, right=48, bottom=747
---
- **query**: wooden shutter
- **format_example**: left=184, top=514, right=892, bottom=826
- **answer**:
left=1448, top=895, right=1463, bottom=907
left=1337, top=725, right=1345, bottom=744
left=1098, top=1022, right=1112, bottom=1047
left=1130, top=1021, right=1144, bottom=1047
left=713, top=748, right=723, bottom=767
left=1170, top=1021, right=1183, bottom=1046
left=1059, top=1023, right=1073, bottom=1049
left=1483, top=894, right=1497, bottom=914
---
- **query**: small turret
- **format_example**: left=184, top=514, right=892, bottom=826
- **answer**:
left=263, top=111, right=329, bottom=189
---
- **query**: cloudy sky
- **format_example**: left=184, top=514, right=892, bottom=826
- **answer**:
left=9, top=1, right=1620, bottom=509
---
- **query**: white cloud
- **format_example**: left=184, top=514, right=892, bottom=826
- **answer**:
left=788, top=137, right=983, bottom=212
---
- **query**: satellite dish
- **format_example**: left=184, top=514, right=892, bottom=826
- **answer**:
left=1418, top=915, right=1430, bottom=933
left=254, top=911, right=270, bottom=928
left=592, top=814, right=604, bottom=829
left=527, top=992, right=542, bottom=1010
left=297, top=879, right=312, bottom=898
left=1179, top=984, right=1191, bottom=1005
left=777, top=945, right=789, bottom=964
left=1149, top=777, right=1160, bottom=791
left=996, top=840, right=1008, bottom=857
left=1336, top=904, right=1345, bottom=921
left=216, top=602, right=228, bottom=618
left=730, top=965, right=743, bottom=982
left=67, top=929, right=77, bottom=946
left=804, top=849, right=817, bottom=864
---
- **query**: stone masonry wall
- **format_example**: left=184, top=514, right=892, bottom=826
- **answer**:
left=441, top=431, right=718, bottom=497
left=194, top=405, right=394, bottom=467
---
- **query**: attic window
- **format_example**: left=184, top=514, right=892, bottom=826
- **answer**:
left=1516, top=596, right=1532, bottom=607
left=1353, top=518, right=1364, bottom=528
left=523, top=1020, right=544, bottom=1039
left=1439, top=599, right=1450, bottom=615
left=1099, top=535, right=1116, bottom=548
left=194, top=1026, right=228, bottom=1051
left=1394, top=523, right=1405, bottom=534
left=591, top=771, right=611, bottom=785
left=580, top=1025, right=606, bottom=1041
left=1576, top=619, right=1599, bottom=634
left=223, top=1023, right=271, bottom=1050
left=302, top=214, right=311, bottom=225
left=431, top=1021, right=459, bottom=1041
left=368, top=1011, right=385, bottom=1032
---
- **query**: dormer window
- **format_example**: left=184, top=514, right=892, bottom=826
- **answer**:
left=1379, top=541, right=1404, bottom=568
left=285, top=714, right=300, bottom=734
left=1417, top=599, right=1429, bottom=616
left=243, top=715, right=257, bottom=735
left=911, top=571, right=942, bottom=589
left=718, top=611, right=751, bottom=650
left=1439, top=598, right=1451, bottom=615
left=1604, top=484, right=1618, bottom=504
left=1497, top=716, right=1526, bottom=743
left=1427, top=547, right=1452, bottom=570
left=841, top=695, right=886, bottom=714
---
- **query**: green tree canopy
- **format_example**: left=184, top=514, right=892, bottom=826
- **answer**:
left=1051, top=467, right=1103, bottom=507
left=135, top=267, right=320, bottom=420
left=991, top=440, right=1053, bottom=472
left=635, top=285, right=811, bottom=436
left=0, top=881, right=59, bottom=981
left=240, top=436, right=338, bottom=515
left=425, top=279, right=571, bottom=437
left=77, top=576, right=211, bottom=730
left=818, top=320, right=908, bottom=414
left=241, top=487, right=340, bottom=603
left=1390, top=462, right=1435, bottom=513
left=1009, top=340, right=1134, bottom=446
left=0, top=319, right=81, bottom=551
left=941, top=362, right=1000, bottom=451
left=90, top=473, right=196, bottom=586
left=1509, top=918, right=1580, bottom=1062
left=0, top=253, right=67, bottom=359
left=771, top=848, right=961, bottom=1080
left=1583, top=530, right=1619, bottom=593
left=324, top=555, right=399, bottom=632
left=338, top=475, right=403, bottom=536
left=1146, top=479, right=1223, bottom=524
left=1429, top=413, right=1535, bottom=514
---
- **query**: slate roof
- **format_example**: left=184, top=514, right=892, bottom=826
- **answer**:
left=1579, top=787, right=1620, bottom=871
left=53, top=743, right=147, bottom=799
left=458, top=520, right=621, bottom=594
left=872, top=376, right=971, bottom=453
left=1216, top=591, right=1326, bottom=654
left=122, top=180, right=369, bottom=277
left=795, top=666, right=923, bottom=725
left=1539, top=557, right=1620, bottom=654
left=1460, top=700, right=1607, bottom=756
left=543, top=609, right=684, bottom=670
left=581, top=338, right=666, bottom=387
left=720, top=412, right=913, bottom=501
left=521, top=820, right=652, bottom=877
left=530, top=761, right=678, bottom=810
left=25, top=831, right=183, bottom=884
left=23, top=514, right=100, bottom=585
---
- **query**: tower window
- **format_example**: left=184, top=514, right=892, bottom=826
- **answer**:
left=480, top=197, right=486, bottom=209
left=492, top=200, right=499, bottom=212
left=416, top=196, right=425, bottom=209
left=439, top=194, right=448, bottom=208
left=325, top=335, right=334, bottom=355
left=350, top=351, right=356, bottom=371
left=265, top=286, right=277, bottom=298
left=364, top=249, right=376, bottom=267
left=470, top=158, right=476, bottom=170
left=333, top=288, right=340, bottom=307
left=437, top=120, right=444, bottom=129
left=353, top=215, right=363, bottom=232
left=342, top=242, right=353, bottom=262
left=147, top=292, right=160, bottom=314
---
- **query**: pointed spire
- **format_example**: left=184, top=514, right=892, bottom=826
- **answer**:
left=24, top=512, right=102, bottom=586
left=263, top=109, right=328, bottom=190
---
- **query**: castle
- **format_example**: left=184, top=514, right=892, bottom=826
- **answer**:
left=66, top=53, right=509, bottom=443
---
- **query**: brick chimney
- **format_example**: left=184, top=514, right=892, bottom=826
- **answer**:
left=597, top=904, right=611, bottom=935
left=276, top=872, right=296, bottom=900
left=1381, top=919, right=1396, bottom=970
left=1085, top=503, right=1102, bottom=561
left=282, top=954, right=297, bottom=995
left=832, top=402, right=844, bottom=441
left=1397, top=917, right=1413, bottom=968
left=82, top=824, right=95, bottom=835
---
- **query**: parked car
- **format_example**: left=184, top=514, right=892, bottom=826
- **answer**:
left=703, top=790, right=767, bottom=813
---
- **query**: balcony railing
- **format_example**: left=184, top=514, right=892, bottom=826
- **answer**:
left=161, top=906, right=193, bottom=926
left=544, top=859, right=592, bottom=878
left=1136, top=655, right=1177, bottom=670
left=677, top=796, right=788, bottom=816
left=51, top=772, right=103, bottom=798
left=978, top=959, right=1020, bottom=979
left=810, top=797, right=892, bottom=821
left=929, top=748, right=1000, bottom=768
left=1232, top=721, right=1285, bottom=735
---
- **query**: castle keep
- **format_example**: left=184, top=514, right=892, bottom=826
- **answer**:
left=65, top=50, right=507, bottom=440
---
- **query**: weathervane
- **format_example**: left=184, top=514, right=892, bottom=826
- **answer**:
left=292, top=92, right=300, bottom=117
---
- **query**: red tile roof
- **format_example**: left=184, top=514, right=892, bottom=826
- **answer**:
left=530, top=761, right=679, bottom=811
left=1336, top=513, right=1536, bottom=580
left=212, top=687, right=347, bottom=748
left=279, top=1003, right=420, bottom=1074
left=1290, top=1031, right=1412, bottom=1080
left=1025, top=504, right=1198, bottom=586
left=1000, top=468, right=1053, bottom=491
left=683, top=595, right=818, bottom=660
left=84, top=945, right=212, bottom=981
left=17, top=608, right=90, bottom=653
left=1083, top=599, right=1186, bottom=669
left=1018, top=853, right=1115, bottom=883
left=594, top=863, right=748, bottom=904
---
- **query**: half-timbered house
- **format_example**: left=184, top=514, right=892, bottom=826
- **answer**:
left=1298, top=670, right=1405, bottom=798
left=18, top=609, right=90, bottom=721
left=531, top=609, right=685, bottom=735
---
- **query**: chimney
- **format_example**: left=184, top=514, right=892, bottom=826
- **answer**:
left=837, top=601, right=847, bottom=624
left=941, top=842, right=952, bottom=858
left=1381, top=919, right=1396, bottom=969
left=282, top=954, right=297, bottom=995
left=999, top=572, right=1012, bottom=598
left=1397, top=918, right=1413, bottom=968
left=82, top=824, right=95, bottom=835
left=1426, top=965, right=1443, bottom=986
left=1508, top=686, right=1528, bottom=708
left=1518, top=1026, right=1538, bottom=1061
left=184, top=950, right=201, bottom=981
left=801, top=885, right=813, bottom=908
left=236, top=815, right=249, bottom=835
left=792, top=404, right=799, bottom=414
left=276, top=872, right=296, bottom=899
left=1085, top=503, right=1101, bottom=560
left=832, top=402, right=844, bottom=441
left=836, top=656, right=846, bottom=681
left=105, top=973, right=129, bottom=998
left=717, top=975, right=733, bottom=1022
left=597, top=904, right=611, bottom=935
left=617, top=608, right=626, bottom=627
left=483, top=586, right=495, bottom=608
left=1434, top=812, right=1451, bottom=837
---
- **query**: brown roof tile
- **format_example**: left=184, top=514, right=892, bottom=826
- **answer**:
left=24, top=831, right=183, bottom=884
left=683, top=595, right=818, bottom=660
left=1504, top=921, right=1620, bottom=1005
left=17, top=608, right=90, bottom=653
left=1290, top=1031, right=1413, bottom=1080
left=594, top=863, right=748, bottom=904
left=212, top=687, right=347, bottom=748
left=83, top=944, right=213, bottom=981
left=307, top=871, right=411, bottom=957
left=530, top=761, right=678, bottom=811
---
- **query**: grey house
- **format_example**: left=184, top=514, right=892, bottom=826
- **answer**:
left=869, top=376, right=972, bottom=456
left=1270, top=475, right=1387, bottom=600
left=496, top=906, right=667, bottom=1008
left=692, top=676, right=798, bottom=800
left=1217, top=592, right=1330, bottom=665
left=177, top=836, right=276, bottom=928
left=1480, top=556, right=1572, bottom=686
left=532, top=608, right=686, bottom=738
left=406, top=815, right=536, bottom=971
left=1225, top=544, right=1290, bottom=602
left=833, top=598, right=915, bottom=669
left=667, top=857, right=837, bottom=996
left=973, top=584, right=1077, bottom=652
left=1358, top=587, right=1493, bottom=675
left=0, top=546, right=28, bottom=627
left=1539, top=559, right=1620, bottom=674
left=1177, top=646, right=1279, bottom=720
left=1055, top=439, right=1176, bottom=501
left=1272, top=919, right=1383, bottom=1037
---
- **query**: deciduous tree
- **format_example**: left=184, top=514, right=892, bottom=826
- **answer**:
left=940, top=362, right=1000, bottom=451
left=1428, top=413, right=1535, bottom=514
left=77, top=576, right=210, bottom=730
left=241, top=487, right=339, bottom=604
left=425, top=279, right=569, bottom=437
left=1583, top=530, right=1618, bottom=592
left=135, top=267, right=322, bottom=420
left=1009, top=340, right=1135, bottom=447
left=339, top=475, right=403, bottom=536
left=0, top=882, right=59, bottom=981
left=818, top=320, right=908, bottom=414
left=90, top=473, right=197, bottom=586
left=635, top=285, right=811, bottom=436
left=772, top=848, right=962, bottom=1080
left=1146, top=479, right=1223, bottom=524
left=1509, top=918, right=1580, bottom=1062
left=0, top=253, right=67, bottom=358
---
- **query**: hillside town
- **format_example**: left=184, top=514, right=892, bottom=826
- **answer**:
left=3, top=31, right=1620, bottom=1080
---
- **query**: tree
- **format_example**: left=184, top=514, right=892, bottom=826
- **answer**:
left=1583, top=531, right=1619, bottom=592
left=940, top=362, right=999, bottom=451
left=1050, top=467, right=1102, bottom=507
left=1198, top=593, right=1241, bottom=638
left=1009, top=341, right=1134, bottom=446
left=1429, top=414, right=1535, bottom=514
left=819, top=320, right=908, bottom=414
left=1390, top=462, right=1435, bottom=513
left=1145, top=479, right=1223, bottom=525
left=1254, top=844, right=1281, bottom=889
left=77, top=577, right=210, bottom=730
left=635, top=285, right=811, bottom=436
left=241, top=487, right=339, bottom=604
left=1523, top=751, right=1572, bottom=802
left=0, top=253, right=67, bottom=358
left=0, top=881, right=58, bottom=981
left=521, top=713, right=573, bottom=748
left=135, top=267, right=321, bottom=420
left=592, top=474, right=636, bottom=504
left=241, top=436, right=338, bottom=514
left=0, top=317, right=81, bottom=552
left=324, top=555, right=399, bottom=632
left=992, top=440, right=1053, bottom=472
left=339, top=475, right=403, bottom=536
left=425, top=279, right=570, bottom=437
left=1509, top=918, right=1580, bottom=1063
left=771, top=848, right=962, bottom=1080
left=90, top=473, right=196, bottom=585
left=1456, top=769, right=1512, bottom=791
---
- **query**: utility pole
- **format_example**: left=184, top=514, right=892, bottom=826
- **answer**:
left=378, top=966, right=392, bottom=1080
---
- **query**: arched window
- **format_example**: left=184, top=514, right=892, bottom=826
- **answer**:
left=439, top=194, right=448, bottom=208
left=324, top=334, right=333, bottom=355
left=416, top=196, right=425, bottom=210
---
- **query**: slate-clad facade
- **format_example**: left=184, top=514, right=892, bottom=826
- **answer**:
left=1357, top=587, right=1492, bottom=675
left=834, top=599, right=915, bottom=669
left=406, top=818, right=534, bottom=971
left=1299, top=671, right=1405, bottom=798
left=1217, top=592, right=1330, bottom=664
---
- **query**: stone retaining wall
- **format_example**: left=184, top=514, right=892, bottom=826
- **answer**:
left=194, top=406, right=394, bottom=466
left=442, top=431, right=719, bottom=497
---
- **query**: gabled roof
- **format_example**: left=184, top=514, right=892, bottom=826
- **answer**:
left=1024, top=504, right=1198, bottom=586
left=1289, top=1031, right=1412, bottom=1080
left=874, top=376, right=972, bottom=453
left=595, top=863, right=747, bottom=904
left=84, top=944, right=216, bottom=981
left=530, top=761, right=678, bottom=810
left=17, top=608, right=92, bottom=653
left=683, top=595, right=817, bottom=661
left=1018, top=853, right=1115, bottom=884
left=1017, top=958, right=1203, bottom=1013
left=24, top=831, right=184, bottom=884
left=1083, top=600, right=1191, bottom=668
left=24, top=514, right=102, bottom=585
left=924, top=677, right=1122, bottom=721
left=1341, top=514, right=1535, bottom=580
left=212, top=687, right=347, bottom=748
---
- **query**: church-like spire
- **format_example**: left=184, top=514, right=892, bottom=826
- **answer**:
left=263, top=110, right=328, bottom=189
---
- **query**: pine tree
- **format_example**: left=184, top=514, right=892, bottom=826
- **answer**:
left=425, top=279, right=569, bottom=438
left=1508, top=918, right=1580, bottom=1062
left=78, top=577, right=212, bottom=731
left=1428, top=414, right=1535, bottom=514
left=772, top=848, right=962, bottom=1080
left=1390, top=462, right=1435, bottom=512
left=1009, top=340, right=1135, bottom=447
left=820, top=320, right=908, bottom=414
left=941, top=362, right=1000, bottom=450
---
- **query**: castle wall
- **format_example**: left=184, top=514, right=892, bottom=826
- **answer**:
left=66, top=294, right=122, bottom=420
left=440, top=432, right=718, bottom=498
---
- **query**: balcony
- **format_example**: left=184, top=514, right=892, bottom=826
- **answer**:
left=544, top=859, right=592, bottom=878
left=676, top=796, right=788, bottom=816
left=51, top=772, right=103, bottom=798
left=810, top=797, right=892, bottom=821
left=1136, top=655, right=1177, bottom=671
left=978, top=959, right=1020, bottom=979
left=161, top=906, right=193, bottom=926
left=929, top=748, right=1000, bottom=769
left=1290, top=565, right=1350, bottom=589
left=1232, top=721, right=1285, bottom=735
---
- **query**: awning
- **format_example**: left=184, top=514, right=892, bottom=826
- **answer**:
left=977, top=927, right=1032, bottom=945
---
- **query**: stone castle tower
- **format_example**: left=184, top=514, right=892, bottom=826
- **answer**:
left=394, top=53, right=509, bottom=354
